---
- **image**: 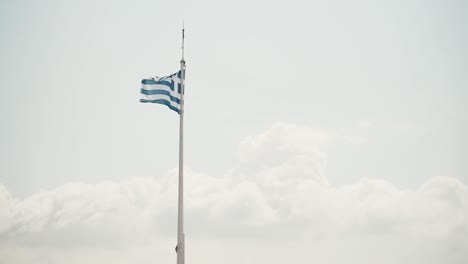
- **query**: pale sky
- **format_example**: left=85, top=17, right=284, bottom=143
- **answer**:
left=1, top=0, right=467, bottom=263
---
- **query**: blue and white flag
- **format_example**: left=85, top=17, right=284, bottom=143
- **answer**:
left=140, top=70, right=184, bottom=114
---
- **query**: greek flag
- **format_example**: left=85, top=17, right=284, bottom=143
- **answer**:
left=140, top=70, right=184, bottom=114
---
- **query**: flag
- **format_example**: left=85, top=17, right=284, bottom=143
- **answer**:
left=140, top=70, right=184, bottom=114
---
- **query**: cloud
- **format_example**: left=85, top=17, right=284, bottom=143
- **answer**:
left=1, top=123, right=467, bottom=263
left=237, top=123, right=330, bottom=184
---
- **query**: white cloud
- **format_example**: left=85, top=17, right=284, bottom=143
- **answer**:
left=1, top=123, right=467, bottom=263
left=237, top=123, right=330, bottom=184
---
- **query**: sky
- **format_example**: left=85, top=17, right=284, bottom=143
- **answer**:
left=0, top=0, right=467, bottom=263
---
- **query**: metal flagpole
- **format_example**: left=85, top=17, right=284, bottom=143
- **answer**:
left=176, top=24, right=186, bottom=264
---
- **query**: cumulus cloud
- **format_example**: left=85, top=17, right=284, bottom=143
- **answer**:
left=1, top=123, right=467, bottom=263
left=237, top=123, right=330, bottom=184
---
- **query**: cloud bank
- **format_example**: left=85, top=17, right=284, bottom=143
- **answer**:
left=1, top=123, right=467, bottom=264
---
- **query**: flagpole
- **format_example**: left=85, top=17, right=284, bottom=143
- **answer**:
left=177, top=24, right=186, bottom=264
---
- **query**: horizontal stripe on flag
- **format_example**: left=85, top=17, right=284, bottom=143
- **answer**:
left=140, top=98, right=180, bottom=114
left=142, top=79, right=172, bottom=88
left=141, top=83, right=181, bottom=101
left=141, top=93, right=180, bottom=107
left=140, top=88, right=181, bottom=104
left=141, top=79, right=159, bottom=85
